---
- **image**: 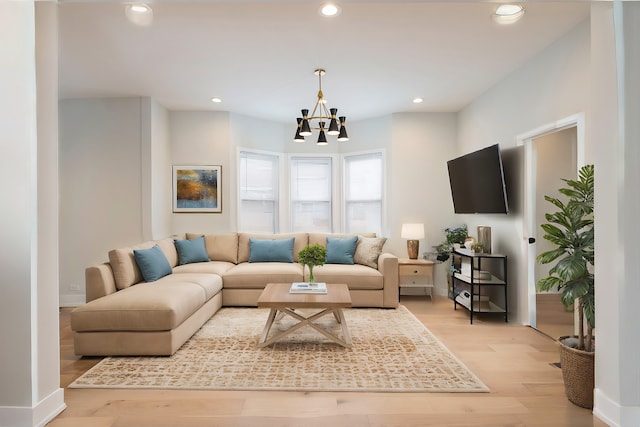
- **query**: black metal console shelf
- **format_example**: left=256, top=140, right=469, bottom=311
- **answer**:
left=452, top=248, right=508, bottom=324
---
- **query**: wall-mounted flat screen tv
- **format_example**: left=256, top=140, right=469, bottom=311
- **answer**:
left=447, top=144, right=509, bottom=214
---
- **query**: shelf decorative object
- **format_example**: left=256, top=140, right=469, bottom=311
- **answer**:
left=477, top=226, right=491, bottom=253
left=434, top=225, right=467, bottom=262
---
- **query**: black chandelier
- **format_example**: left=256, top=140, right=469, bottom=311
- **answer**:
left=294, top=68, right=349, bottom=145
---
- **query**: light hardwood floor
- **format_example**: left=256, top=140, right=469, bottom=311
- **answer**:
left=52, top=296, right=606, bottom=427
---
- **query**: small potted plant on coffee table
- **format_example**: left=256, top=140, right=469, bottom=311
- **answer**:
left=298, top=244, right=326, bottom=284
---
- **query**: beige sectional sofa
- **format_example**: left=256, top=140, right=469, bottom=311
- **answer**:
left=71, top=232, right=399, bottom=356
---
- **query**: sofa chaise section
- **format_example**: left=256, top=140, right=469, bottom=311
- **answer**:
left=71, top=238, right=224, bottom=356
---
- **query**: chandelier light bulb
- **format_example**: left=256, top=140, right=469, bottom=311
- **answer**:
left=294, top=118, right=305, bottom=142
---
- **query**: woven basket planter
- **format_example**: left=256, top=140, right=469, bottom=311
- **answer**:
left=558, top=335, right=594, bottom=409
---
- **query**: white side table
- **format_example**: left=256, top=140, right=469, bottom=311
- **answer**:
left=398, top=258, right=435, bottom=298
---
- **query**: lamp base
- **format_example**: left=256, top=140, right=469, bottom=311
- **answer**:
left=407, top=240, right=419, bottom=260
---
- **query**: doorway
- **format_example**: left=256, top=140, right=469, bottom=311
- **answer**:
left=519, top=113, right=585, bottom=338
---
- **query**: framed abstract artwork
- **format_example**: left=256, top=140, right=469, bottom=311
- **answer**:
left=172, top=165, right=222, bottom=213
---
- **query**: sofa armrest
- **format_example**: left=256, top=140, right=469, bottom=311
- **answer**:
left=85, top=263, right=117, bottom=302
left=378, top=252, right=399, bottom=308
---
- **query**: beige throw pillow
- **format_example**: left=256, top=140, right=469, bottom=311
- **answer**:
left=354, top=236, right=387, bottom=268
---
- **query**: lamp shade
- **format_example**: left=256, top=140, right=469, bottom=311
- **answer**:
left=294, top=118, right=305, bottom=142
left=401, top=223, right=424, bottom=240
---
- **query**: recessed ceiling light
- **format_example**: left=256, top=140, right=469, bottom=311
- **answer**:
left=320, top=3, right=341, bottom=17
left=130, top=4, right=149, bottom=13
left=211, top=97, right=222, bottom=103
left=125, top=3, right=153, bottom=26
left=413, top=98, right=423, bottom=104
left=492, top=4, right=525, bottom=25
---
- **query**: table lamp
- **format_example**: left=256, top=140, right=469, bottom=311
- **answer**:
left=401, top=223, right=424, bottom=259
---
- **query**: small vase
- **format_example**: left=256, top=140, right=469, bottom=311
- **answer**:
left=308, top=265, right=315, bottom=284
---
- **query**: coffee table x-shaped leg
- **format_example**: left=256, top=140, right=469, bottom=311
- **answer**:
left=258, top=307, right=352, bottom=348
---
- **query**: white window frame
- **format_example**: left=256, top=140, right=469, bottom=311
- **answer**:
left=288, top=154, right=339, bottom=233
left=341, top=149, right=386, bottom=236
left=237, top=148, right=386, bottom=235
left=237, top=148, right=284, bottom=233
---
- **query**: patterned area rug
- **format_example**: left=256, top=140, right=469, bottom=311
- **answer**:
left=69, top=305, right=488, bottom=392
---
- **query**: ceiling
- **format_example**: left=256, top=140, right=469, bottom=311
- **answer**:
left=57, top=1, right=591, bottom=125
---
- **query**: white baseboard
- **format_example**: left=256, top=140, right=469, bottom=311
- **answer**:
left=594, top=388, right=640, bottom=427
left=0, top=387, right=66, bottom=427
left=59, top=294, right=85, bottom=307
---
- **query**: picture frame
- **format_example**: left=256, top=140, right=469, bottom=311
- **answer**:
left=172, top=165, right=222, bottom=213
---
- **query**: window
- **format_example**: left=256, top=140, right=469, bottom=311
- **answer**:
left=290, top=157, right=332, bottom=233
left=238, top=150, right=279, bottom=233
left=343, top=152, right=383, bottom=235
left=237, top=148, right=384, bottom=235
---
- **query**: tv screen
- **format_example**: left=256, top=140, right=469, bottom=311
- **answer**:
left=447, top=144, right=509, bottom=214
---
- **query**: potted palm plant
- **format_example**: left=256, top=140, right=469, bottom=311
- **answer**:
left=536, top=164, right=594, bottom=409
left=298, top=244, right=326, bottom=284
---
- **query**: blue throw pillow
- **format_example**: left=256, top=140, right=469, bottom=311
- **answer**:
left=249, top=238, right=294, bottom=263
left=174, top=236, right=210, bottom=265
left=133, top=244, right=172, bottom=282
left=325, top=236, right=358, bottom=264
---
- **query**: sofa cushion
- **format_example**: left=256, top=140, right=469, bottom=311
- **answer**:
left=186, top=232, right=239, bottom=264
left=354, top=236, right=387, bottom=268
left=238, top=233, right=308, bottom=263
left=308, top=232, right=376, bottom=247
left=164, top=272, right=223, bottom=300
left=325, top=236, right=358, bottom=264
left=311, top=263, right=383, bottom=290
left=155, top=237, right=179, bottom=267
left=249, top=238, right=294, bottom=263
left=70, top=281, right=208, bottom=332
left=172, top=260, right=236, bottom=277
left=133, top=244, right=173, bottom=282
left=109, top=238, right=178, bottom=290
left=175, top=236, right=210, bottom=265
left=222, top=262, right=304, bottom=289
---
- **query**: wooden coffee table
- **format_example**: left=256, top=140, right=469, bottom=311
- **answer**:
left=257, top=283, right=353, bottom=348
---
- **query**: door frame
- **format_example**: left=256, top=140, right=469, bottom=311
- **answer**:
left=517, top=113, right=585, bottom=327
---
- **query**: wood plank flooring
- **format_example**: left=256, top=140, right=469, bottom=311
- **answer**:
left=52, top=296, right=606, bottom=427
left=535, top=292, right=576, bottom=340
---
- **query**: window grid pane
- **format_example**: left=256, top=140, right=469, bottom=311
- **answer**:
left=239, top=151, right=278, bottom=233
left=291, top=157, right=332, bottom=233
left=344, top=152, right=383, bottom=235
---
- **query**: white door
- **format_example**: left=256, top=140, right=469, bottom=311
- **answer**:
left=519, top=114, right=585, bottom=334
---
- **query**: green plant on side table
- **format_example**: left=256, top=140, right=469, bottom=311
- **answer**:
left=298, top=244, right=327, bottom=284
left=435, top=225, right=468, bottom=262
left=434, top=225, right=468, bottom=299
left=536, top=164, right=594, bottom=409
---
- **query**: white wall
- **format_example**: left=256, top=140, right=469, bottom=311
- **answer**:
left=148, top=99, right=172, bottom=240
left=170, top=111, right=232, bottom=235
left=0, top=1, right=65, bottom=424
left=389, top=113, right=459, bottom=295
left=591, top=2, right=640, bottom=425
left=457, top=19, right=590, bottom=324
left=59, top=98, right=145, bottom=305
